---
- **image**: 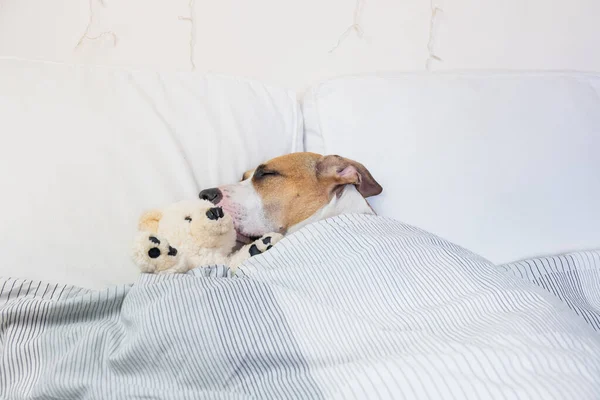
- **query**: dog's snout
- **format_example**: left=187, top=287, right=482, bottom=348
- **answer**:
left=199, top=188, right=223, bottom=204
left=206, top=207, right=224, bottom=221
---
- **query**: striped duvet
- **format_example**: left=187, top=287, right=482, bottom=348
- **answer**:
left=1, top=214, right=600, bottom=399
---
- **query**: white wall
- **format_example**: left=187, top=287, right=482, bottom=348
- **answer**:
left=1, top=0, right=599, bottom=92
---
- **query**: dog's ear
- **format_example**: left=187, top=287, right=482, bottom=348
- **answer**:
left=138, top=209, right=162, bottom=233
left=317, top=155, right=383, bottom=198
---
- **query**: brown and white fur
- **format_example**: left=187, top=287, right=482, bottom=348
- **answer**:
left=199, top=152, right=383, bottom=243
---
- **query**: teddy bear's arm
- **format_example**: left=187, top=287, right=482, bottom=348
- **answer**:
left=228, top=233, right=284, bottom=270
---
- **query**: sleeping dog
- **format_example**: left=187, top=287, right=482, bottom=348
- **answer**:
left=199, top=152, right=382, bottom=243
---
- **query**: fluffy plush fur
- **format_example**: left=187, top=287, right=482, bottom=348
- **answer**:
left=132, top=199, right=282, bottom=274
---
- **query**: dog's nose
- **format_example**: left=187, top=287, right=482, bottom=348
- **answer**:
left=206, top=207, right=224, bottom=221
left=199, top=188, right=223, bottom=204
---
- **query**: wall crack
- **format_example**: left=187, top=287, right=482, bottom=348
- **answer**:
left=178, top=0, right=197, bottom=71
left=426, top=1, right=443, bottom=70
left=329, top=0, right=365, bottom=54
left=75, top=0, right=118, bottom=50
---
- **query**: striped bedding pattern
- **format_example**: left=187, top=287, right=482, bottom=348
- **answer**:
left=500, top=250, right=600, bottom=332
left=1, top=214, right=600, bottom=399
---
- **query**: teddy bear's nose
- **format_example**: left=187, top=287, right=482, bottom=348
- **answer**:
left=206, top=207, right=224, bottom=221
left=199, top=188, right=223, bottom=204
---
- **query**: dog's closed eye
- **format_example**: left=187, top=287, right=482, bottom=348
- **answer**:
left=185, top=216, right=192, bottom=222
left=253, top=165, right=280, bottom=180
left=255, top=171, right=277, bottom=178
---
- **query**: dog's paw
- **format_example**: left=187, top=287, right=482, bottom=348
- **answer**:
left=248, top=233, right=284, bottom=257
left=132, top=232, right=187, bottom=274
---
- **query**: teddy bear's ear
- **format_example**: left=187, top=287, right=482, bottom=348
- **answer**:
left=138, top=209, right=162, bottom=233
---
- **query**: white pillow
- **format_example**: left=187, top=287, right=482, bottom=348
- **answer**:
left=303, top=72, right=600, bottom=264
left=0, top=57, right=302, bottom=289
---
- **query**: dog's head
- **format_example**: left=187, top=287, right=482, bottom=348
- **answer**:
left=199, top=152, right=382, bottom=243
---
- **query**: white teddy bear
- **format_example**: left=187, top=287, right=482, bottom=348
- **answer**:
left=132, top=199, right=282, bottom=274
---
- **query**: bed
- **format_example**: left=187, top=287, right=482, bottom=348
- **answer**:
left=1, top=59, right=600, bottom=398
